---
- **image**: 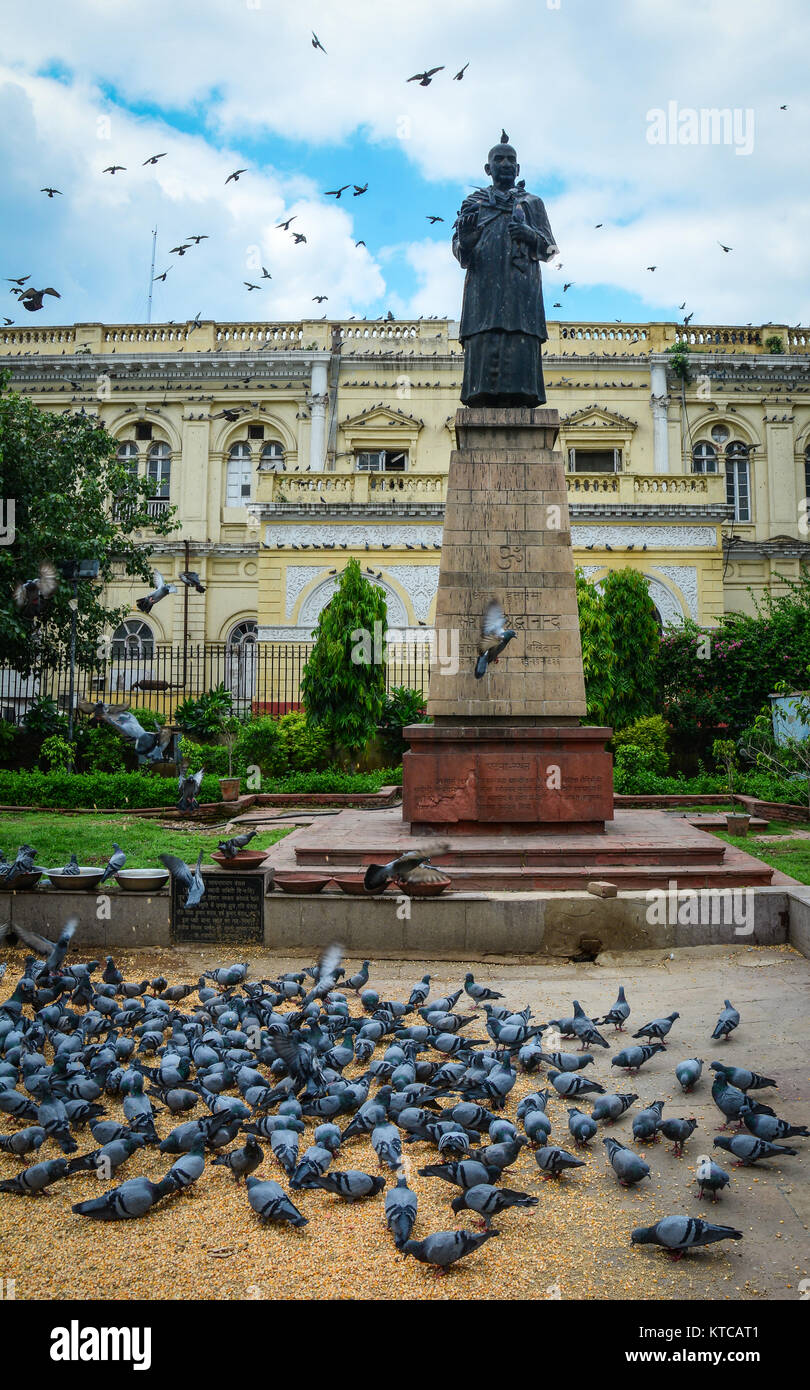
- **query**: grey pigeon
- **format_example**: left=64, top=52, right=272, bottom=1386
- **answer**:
left=710, top=1061, right=775, bottom=1091
left=385, top=1175, right=418, bottom=1248
left=308, top=1169, right=385, bottom=1201
left=632, top=1100, right=665, bottom=1144
left=212, top=1135, right=263, bottom=1181
left=418, top=1159, right=502, bottom=1190
left=246, top=1176, right=307, bottom=1226
left=695, top=1157, right=730, bottom=1202
left=567, top=1106, right=598, bottom=1146
left=591, top=1092, right=638, bottom=1123
left=402, top=1228, right=499, bottom=1269
left=0, top=1125, right=46, bottom=1156
left=540, top=1050, right=593, bottom=1073
left=217, top=831, right=258, bottom=859
left=290, top=1143, right=334, bottom=1189
left=675, top=1058, right=704, bottom=1092
left=713, top=1134, right=798, bottom=1166
left=711, top=1000, right=740, bottom=1041
left=98, top=844, right=126, bottom=885
left=72, top=1176, right=166, bottom=1220
left=363, top=847, right=445, bottom=893
left=632, top=1012, right=679, bottom=1047
left=547, top=1068, right=604, bottom=1098
left=571, top=1001, right=610, bottom=1050
left=0, top=1156, right=69, bottom=1194
left=371, top=1122, right=402, bottom=1170
left=659, top=1116, right=698, bottom=1155
left=136, top=568, right=177, bottom=614
left=475, top=599, right=515, bottom=678
left=611, top=1044, right=666, bottom=1073
left=596, top=985, right=630, bottom=1031
left=451, top=1183, right=538, bottom=1227
left=99, top=707, right=173, bottom=763
left=742, top=1112, right=809, bottom=1142
left=61, top=853, right=80, bottom=876
left=66, top=1134, right=145, bottom=1177
left=177, top=769, right=204, bottom=813
left=179, top=570, right=206, bottom=593
left=534, top=1145, right=586, bottom=1177
left=631, top=1215, right=742, bottom=1259
left=160, top=851, right=205, bottom=908
left=603, top=1137, right=650, bottom=1187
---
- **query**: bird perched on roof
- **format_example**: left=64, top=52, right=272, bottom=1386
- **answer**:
left=216, top=830, right=258, bottom=859
left=402, top=1228, right=498, bottom=1270
left=475, top=599, right=516, bottom=678
left=13, top=562, right=59, bottom=618
left=177, top=768, right=204, bottom=814
left=711, top=1001, right=740, bottom=1041
left=159, top=851, right=205, bottom=908
left=179, top=571, right=206, bottom=593
left=136, top=570, right=177, bottom=614
left=631, top=1216, right=742, bottom=1260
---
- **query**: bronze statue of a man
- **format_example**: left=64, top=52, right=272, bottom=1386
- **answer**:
left=453, top=132, right=558, bottom=407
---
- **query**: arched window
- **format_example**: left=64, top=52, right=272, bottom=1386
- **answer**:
left=147, top=441, right=171, bottom=498
left=804, top=443, right=810, bottom=501
left=226, top=442, right=252, bottom=505
left=692, top=441, right=717, bottom=474
left=117, top=441, right=139, bottom=478
left=111, top=619, right=154, bottom=659
left=725, top=441, right=751, bottom=521
left=259, top=441, right=285, bottom=472
left=227, top=620, right=258, bottom=647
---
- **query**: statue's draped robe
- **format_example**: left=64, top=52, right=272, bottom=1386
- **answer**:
left=452, top=183, right=557, bottom=406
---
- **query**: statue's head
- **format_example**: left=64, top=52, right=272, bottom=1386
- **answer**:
left=485, top=130, right=518, bottom=188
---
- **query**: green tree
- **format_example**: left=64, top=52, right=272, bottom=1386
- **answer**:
left=575, top=569, right=615, bottom=724
left=599, top=568, right=661, bottom=729
left=0, top=373, right=176, bottom=674
left=300, top=558, right=388, bottom=767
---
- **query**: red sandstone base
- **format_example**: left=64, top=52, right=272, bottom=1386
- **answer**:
left=401, top=724, right=614, bottom=831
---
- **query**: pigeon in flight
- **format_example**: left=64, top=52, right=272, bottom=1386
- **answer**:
left=103, top=165, right=126, bottom=174
left=453, top=62, right=469, bottom=80
left=98, top=706, right=173, bottom=763
left=159, top=851, right=205, bottom=908
left=143, top=153, right=167, bottom=165
left=311, top=32, right=327, bottom=53
left=153, top=269, right=170, bottom=282
left=177, top=768, right=204, bottom=813
left=276, top=217, right=296, bottom=230
left=226, top=169, right=247, bottom=183
left=313, top=295, right=328, bottom=303
left=363, top=845, right=447, bottom=893
left=353, top=183, right=368, bottom=195
left=325, top=186, right=350, bottom=199
left=179, top=570, right=206, bottom=593
left=718, top=242, right=733, bottom=252
left=186, top=234, right=208, bottom=243
left=170, top=244, right=191, bottom=256
left=17, top=287, right=61, bottom=313
left=475, top=599, right=516, bottom=678
left=407, top=66, right=444, bottom=86
left=292, top=232, right=307, bottom=244
left=13, top=562, right=59, bottom=617
left=40, top=187, right=62, bottom=197
left=136, top=570, right=177, bottom=614
left=632, top=1216, right=742, bottom=1259
left=426, top=215, right=444, bottom=224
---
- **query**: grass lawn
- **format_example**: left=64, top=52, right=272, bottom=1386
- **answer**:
left=714, top=825, right=810, bottom=883
left=0, top=812, right=291, bottom=872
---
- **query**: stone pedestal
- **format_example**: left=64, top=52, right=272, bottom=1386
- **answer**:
left=401, top=723, right=613, bottom=831
left=402, top=405, right=612, bottom=830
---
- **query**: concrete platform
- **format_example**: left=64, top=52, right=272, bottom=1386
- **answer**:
left=268, top=806, right=778, bottom=890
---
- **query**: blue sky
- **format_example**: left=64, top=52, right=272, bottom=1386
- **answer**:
left=2, top=0, right=808, bottom=328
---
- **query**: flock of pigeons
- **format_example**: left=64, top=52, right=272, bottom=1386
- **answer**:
left=0, top=927, right=805, bottom=1273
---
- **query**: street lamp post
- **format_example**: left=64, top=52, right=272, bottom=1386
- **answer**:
left=60, top=558, right=100, bottom=772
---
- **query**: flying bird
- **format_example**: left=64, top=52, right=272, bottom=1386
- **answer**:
left=718, top=242, right=733, bottom=252
left=177, top=768, right=204, bottom=814
left=355, top=240, right=366, bottom=247
left=260, top=266, right=272, bottom=279
left=18, top=287, right=61, bottom=313
left=98, top=707, right=173, bottom=763
left=40, top=188, right=62, bottom=198
left=453, top=62, right=469, bottom=80
left=226, top=169, right=247, bottom=183
left=153, top=269, right=170, bottom=282
left=475, top=599, right=515, bottom=678
left=353, top=183, right=368, bottom=196
left=186, top=234, right=208, bottom=243
left=292, top=232, right=307, bottom=244
left=311, top=32, right=326, bottom=52
left=312, top=295, right=328, bottom=303
left=143, top=153, right=167, bottom=165
left=136, top=570, right=177, bottom=613
left=103, top=165, right=126, bottom=174
left=159, top=851, right=205, bottom=908
left=426, top=215, right=444, bottom=224
left=170, top=244, right=191, bottom=256
left=276, top=217, right=296, bottom=230
left=407, top=67, right=444, bottom=86
left=179, top=571, right=205, bottom=593
left=325, top=185, right=350, bottom=198
left=244, top=282, right=261, bottom=291
left=13, top=562, right=59, bottom=617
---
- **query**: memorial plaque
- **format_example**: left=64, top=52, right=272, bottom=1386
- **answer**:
left=170, top=872, right=264, bottom=944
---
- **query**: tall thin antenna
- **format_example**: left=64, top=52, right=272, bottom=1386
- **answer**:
left=146, top=226, right=157, bottom=323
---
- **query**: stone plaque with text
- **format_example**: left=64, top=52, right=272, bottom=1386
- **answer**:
left=170, top=872, right=264, bottom=943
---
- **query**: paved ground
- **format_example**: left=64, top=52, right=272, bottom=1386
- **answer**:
left=0, top=941, right=807, bottom=1301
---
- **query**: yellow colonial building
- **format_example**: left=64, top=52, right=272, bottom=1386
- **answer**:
left=3, top=315, right=810, bottom=709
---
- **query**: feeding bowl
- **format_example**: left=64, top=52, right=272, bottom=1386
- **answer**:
left=396, top=876, right=452, bottom=898
left=1, top=871, right=43, bottom=891
left=114, top=869, right=170, bottom=892
left=274, top=875, right=332, bottom=894
left=332, top=875, right=373, bottom=896
left=210, top=851, right=269, bottom=871
left=45, top=867, right=106, bottom=891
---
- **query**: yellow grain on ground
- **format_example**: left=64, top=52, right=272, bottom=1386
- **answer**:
left=0, top=945, right=806, bottom=1300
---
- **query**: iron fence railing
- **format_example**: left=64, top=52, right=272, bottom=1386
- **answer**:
left=0, top=641, right=432, bottom=726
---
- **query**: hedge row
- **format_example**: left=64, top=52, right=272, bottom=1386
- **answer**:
left=0, top=765, right=404, bottom=808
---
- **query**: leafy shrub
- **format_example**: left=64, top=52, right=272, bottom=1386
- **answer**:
left=612, top=715, right=670, bottom=775
left=276, top=711, right=331, bottom=772
left=174, top=684, right=233, bottom=739
left=260, top=768, right=400, bottom=794
left=128, top=705, right=163, bottom=733
left=235, top=716, right=284, bottom=777
left=22, top=697, right=67, bottom=737
left=39, top=735, right=77, bottom=771
left=74, top=722, right=128, bottom=772
left=380, top=687, right=429, bottom=759
left=0, top=719, right=17, bottom=766
left=177, top=738, right=244, bottom=779
left=0, top=769, right=222, bottom=809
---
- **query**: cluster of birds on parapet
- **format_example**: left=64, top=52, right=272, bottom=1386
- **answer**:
left=0, top=928, right=806, bottom=1271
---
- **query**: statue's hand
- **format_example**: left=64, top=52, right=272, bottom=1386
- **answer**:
left=457, top=211, right=479, bottom=241
left=509, top=220, right=535, bottom=246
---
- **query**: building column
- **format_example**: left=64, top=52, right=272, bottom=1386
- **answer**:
left=650, top=359, right=670, bottom=473
left=307, top=360, right=328, bottom=472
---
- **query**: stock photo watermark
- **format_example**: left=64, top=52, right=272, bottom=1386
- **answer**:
left=646, top=102, right=755, bottom=156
